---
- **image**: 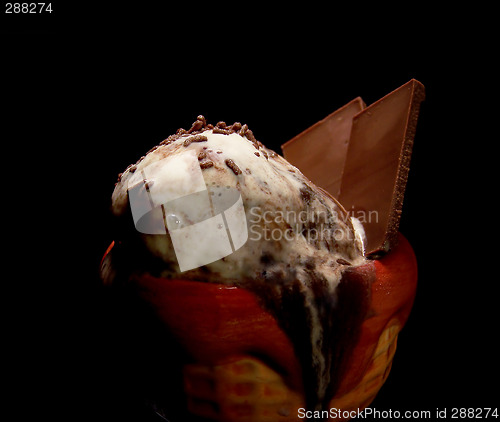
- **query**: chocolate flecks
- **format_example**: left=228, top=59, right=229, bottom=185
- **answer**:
left=246, top=129, right=257, bottom=143
left=196, top=115, right=206, bottom=125
left=239, top=123, right=248, bottom=136
left=183, top=134, right=208, bottom=147
left=165, top=116, right=266, bottom=157
left=304, top=257, right=315, bottom=270
left=188, top=116, right=206, bottom=133
left=198, top=151, right=207, bottom=160
left=129, top=165, right=137, bottom=173
left=262, top=150, right=269, bottom=159
left=213, top=127, right=232, bottom=135
left=200, top=161, right=214, bottom=169
left=260, top=253, right=273, bottom=265
left=336, top=258, right=352, bottom=266
left=254, top=152, right=260, bottom=157
left=300, top=184, right=316, bottom=206
left=225, top=158, right=242, bottom=175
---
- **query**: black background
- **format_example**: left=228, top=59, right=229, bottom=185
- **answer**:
left=2, top=8, right=498, bottom=421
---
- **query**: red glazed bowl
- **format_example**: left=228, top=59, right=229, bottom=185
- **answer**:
left=102, top=233, right=417, bottom=421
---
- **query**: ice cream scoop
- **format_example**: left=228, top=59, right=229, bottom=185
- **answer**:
left=108, top=116, right=365, bottom=285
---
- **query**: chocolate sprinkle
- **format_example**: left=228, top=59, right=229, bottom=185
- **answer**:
left=239, top=123, right=248, bottom=136
left=225, top=158, right=242, bottom=175
left=183, top=134, right=208, bottom=147
left=212, top=127, right=232, bottom=135
left=158, top=116, right=266, bottom=155
left=125, top=116, right=272, bottom=182
left=336, top=258, right=352, bottom=266
left=200, top=161, right=214, bottom=169
left=188, top=116, right=205, bottom=133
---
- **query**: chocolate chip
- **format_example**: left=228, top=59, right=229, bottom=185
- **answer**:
left=160, top=134, right=177, bottom=145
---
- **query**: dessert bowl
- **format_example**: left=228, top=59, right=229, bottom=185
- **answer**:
left=101, top=232, right=416, bottom=421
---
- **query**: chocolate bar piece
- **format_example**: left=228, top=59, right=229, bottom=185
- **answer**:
left=340, top=80, right=425, bottom=256
left=282, top=97, right=365, bottom=199
left=282, top=79, right=425, bottom=257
